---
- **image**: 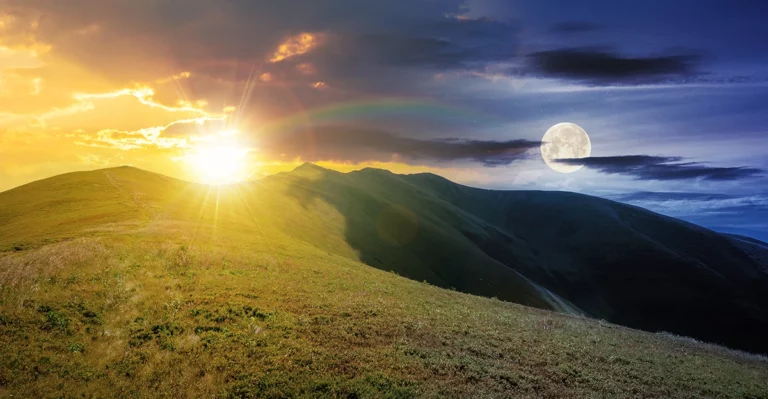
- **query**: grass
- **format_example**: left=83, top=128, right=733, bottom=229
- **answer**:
left=0, top=166, right=767, bottom=398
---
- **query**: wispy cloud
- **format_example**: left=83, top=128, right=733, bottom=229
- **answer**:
left=258, top=126, right=540, bottom=166
left=611, top=190, right=768, bottom=241
left=613, top=191, right=768, bottom=214
left=155, top=71, right=192, bottom=84
left=75, top=113, right=234, bottom=151
left=557, top=155, right=763, bottom=181
left=73, top=85, right=216, bottom=115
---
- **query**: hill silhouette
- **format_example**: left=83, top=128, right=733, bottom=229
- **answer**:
left=0, top=165, right=767, bottom=397
left=266, top=164, right=768, bottom=354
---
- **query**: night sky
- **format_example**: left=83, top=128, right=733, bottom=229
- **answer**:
left=2, top=0, right=767, bottom=240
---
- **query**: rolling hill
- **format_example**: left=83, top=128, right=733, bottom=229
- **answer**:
left=1, top=165, right=767, bottom=398
left=265, top=164, right=768, bottom=354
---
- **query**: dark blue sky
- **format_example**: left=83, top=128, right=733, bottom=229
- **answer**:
left=473, top=0, right=768, bottom=240
left=434, top=0, right=768, bottom=240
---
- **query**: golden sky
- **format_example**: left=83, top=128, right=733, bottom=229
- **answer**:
left=0, top=7, right=291, bottom=190
left=0, top=5, right=498, bottom=191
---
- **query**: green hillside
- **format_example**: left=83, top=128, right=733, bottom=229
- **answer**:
left=257, top=164, right=768, bottom=354
left=1, top=165, right=767, bottom=398
left=396, top=172, right=768, bottom=354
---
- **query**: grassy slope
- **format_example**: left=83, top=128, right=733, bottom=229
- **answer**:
left=0, top=166, right=767, bottom=398
left=394, top=172, right=768, bottom=354
left=261, top=164, right=566, bottom=312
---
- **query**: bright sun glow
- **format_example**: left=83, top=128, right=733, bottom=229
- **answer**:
left=186, top=145, right=250, bottom=185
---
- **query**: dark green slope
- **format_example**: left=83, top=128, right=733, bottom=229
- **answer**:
left=398, top=171, right=768, bottom=354
left=252, top=164, right=575, bottom=313
left=264, top=165, right=768, bottom=354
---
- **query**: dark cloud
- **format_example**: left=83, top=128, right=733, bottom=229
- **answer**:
left=550, top=22, right=602, bottom=34
left=8, top=0, right=507, bottom=81
left=556, top=155, right=763, bottom=181
left=526, top=48, right=701, bottom=85
left=314, top=29, right=518, bottom=70
left=258, top=126, right=539, bottom=166
left=267, top=17, right=519, bottom=94
left=8, top=0, right=526, bottom=123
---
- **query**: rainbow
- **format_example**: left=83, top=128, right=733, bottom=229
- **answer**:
left=256, top=97, right=499, bottom=135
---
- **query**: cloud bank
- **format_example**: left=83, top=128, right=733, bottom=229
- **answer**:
left=557, top=155, right=763, bottom=181
left=258, top=126, right=540, bottom=166
left=526, top=49, right=701, bottom=85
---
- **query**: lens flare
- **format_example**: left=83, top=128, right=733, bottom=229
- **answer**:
left=186, top=145, right=250, bottom=185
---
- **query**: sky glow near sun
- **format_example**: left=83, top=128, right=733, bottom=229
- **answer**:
left=0, top=12, right=477, bottom=191
left=0, top=13, right=255, bottom=187
left=0, top=15, right=439, bottom=189
left=183, top=144, right=252, bottom=185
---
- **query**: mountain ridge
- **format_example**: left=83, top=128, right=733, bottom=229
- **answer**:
left=2, top=164, right=768, bottom=397
left=271, top=163, right=768, bottom=354
left=2, top=164, right=768, bottom=355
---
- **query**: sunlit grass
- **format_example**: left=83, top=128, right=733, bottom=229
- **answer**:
left=2, top=233, right=766, bottom=398
left=0, top=166, right=766, bottom=398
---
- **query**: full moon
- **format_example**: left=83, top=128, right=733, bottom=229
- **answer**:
left=540, top=122, right=592, bottom=173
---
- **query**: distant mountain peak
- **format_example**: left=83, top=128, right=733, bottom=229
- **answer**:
left=288, top=162, right=336, bottom=180
left=294, top=162, right=328, bottom=173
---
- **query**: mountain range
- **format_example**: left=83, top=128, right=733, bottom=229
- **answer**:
left=1, top=164, right=767, bottom=397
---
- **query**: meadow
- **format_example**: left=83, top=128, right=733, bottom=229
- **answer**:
left=0, top=166, right=766, bottom=398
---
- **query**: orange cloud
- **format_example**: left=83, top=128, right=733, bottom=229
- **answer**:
left=269, top=32, right=323, bottom=63
left=76, top=127, right=190, bottom=151
left=296, top=63, right=316, bottom=75
left=0, top=77, right=222, bottom=134
left=73, top=85, right=215, bottom=115
left=72, top=105, right=247, bottom=153
left=155, top=71, right=192, bottom=84
left=311, top=81, right=329, bottom=90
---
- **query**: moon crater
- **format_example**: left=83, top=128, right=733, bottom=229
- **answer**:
left=540, top=122, right=592, bottom=173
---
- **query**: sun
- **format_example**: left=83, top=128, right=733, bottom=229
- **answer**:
left=186, top=145, right=250, bottom=185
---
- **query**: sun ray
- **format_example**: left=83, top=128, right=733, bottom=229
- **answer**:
left=233, top=63, right=259, bottom=129
left=234, top=184, right=273, bottom=254
left=213, top=186, right=221, bottom=242
left=191, top=185, right=214, bottom=245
